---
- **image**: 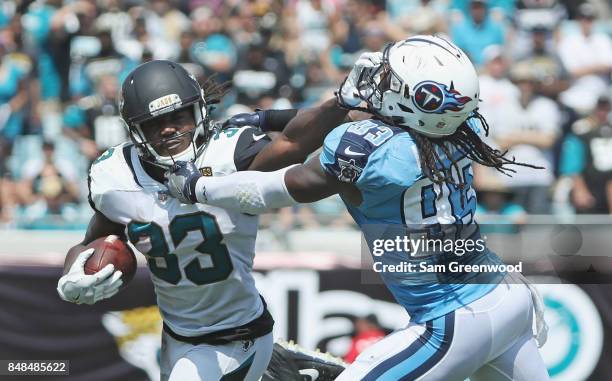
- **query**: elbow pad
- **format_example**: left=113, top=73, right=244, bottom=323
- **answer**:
left=194, top=166, right=298, bottom=214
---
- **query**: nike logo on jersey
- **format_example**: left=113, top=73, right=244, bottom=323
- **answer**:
left=253, top=133, right=267, bottom=141
left=344, top=146, right=365, bottom=156
left=299, top=369, right=319, bottom=381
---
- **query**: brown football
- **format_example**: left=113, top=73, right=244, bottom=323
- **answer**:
left=84, top=235, right=137, bottom=286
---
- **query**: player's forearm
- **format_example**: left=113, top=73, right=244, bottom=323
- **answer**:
left=193, top=166, right=298, bottom=214
left=281, top=98, right=349, bottom=154
left=250, top=98, right=349, bottom=171
left=260, top=99, right=360, bottom=133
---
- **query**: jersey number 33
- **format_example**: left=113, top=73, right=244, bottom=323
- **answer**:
left=127, top=212, right=233, bottom=285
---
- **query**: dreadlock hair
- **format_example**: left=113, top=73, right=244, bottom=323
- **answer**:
left=380, top=110, right=543, bottom=190
left=200, top=74, right=231, bottom=107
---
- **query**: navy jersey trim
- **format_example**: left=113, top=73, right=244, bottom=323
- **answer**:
left=324, top=122, right=407, bottom=183
left=234, top=128, right=272, bottom=171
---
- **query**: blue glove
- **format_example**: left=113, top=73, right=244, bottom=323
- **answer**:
left=221, top=112, right=262, bottom=130
left=164, top=161, right=202, bottom=204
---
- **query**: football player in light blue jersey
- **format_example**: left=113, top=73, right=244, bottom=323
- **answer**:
left=166, top=36, right=550, bottom=381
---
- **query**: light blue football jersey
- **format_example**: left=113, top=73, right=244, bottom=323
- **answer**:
left=320, top=118, right=505, bottom=323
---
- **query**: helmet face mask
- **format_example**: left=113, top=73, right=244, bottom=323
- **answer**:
left=356, top=47, right=403, bottom=113
left=129, top=104, right=208, bottom=168
left=119, top=60, right=212, bottom=169
left=358, top=36, right=480, bottom=138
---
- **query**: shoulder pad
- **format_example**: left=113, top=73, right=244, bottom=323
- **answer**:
left=199, top=126, right=259, bottom=175
left=321, top=120, right=403, bottom=183
left=89, top=143, right=141, bottom=212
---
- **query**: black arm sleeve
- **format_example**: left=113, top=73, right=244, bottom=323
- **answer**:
left=234, top=128, right=273, bottom=171
left=259, top=109, right=299, bottom=132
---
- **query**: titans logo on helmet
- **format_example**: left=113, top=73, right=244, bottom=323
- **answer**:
left=413, top=81, right=472, bottom=114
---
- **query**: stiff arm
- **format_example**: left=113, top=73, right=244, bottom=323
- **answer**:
left=191, top=154, right=361, bottom=214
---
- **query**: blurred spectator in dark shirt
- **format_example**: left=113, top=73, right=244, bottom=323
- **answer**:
left=322, top=1, right=365, bottom=84
left=451, top=0, right=506, bottom=67
left=512, top=0, right=566, bottom=59
left=515, top=26, right=569, bottom=100
left=558, top=3, right=612, bottom=114
left=176, top=29, right=195, bottom=63
left=17, top=140, right=79, bottom=217
left=344, top=314, right=385, bottom=364
left=63, top=74, right=126, bottom=161
left=95, top=0, right=133, bottom=50
left=560, top=97, right=612, bottom=214
left=234, top=39, right=291, bottom=106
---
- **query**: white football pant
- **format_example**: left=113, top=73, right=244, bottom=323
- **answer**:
left=336, top=278, right=550, bottom=381
left=160, top=332, right=273, bottom=381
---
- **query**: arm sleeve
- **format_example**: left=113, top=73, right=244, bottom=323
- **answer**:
left=234, top=127, right=272, bottom=171
left=194, top=166, right=298, bottom=214
left=259, top=109, right=299, bottom=132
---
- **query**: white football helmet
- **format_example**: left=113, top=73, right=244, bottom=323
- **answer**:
left=358, top=35, right=480, bottom=137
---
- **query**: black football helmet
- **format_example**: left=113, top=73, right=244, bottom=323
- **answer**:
left=119, top=60, right=210, bottom=168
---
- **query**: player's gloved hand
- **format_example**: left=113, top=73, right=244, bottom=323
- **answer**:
left=57, top=248, right=123, bottom=305
left=337, top=51, right=383, bottom=108
left=221, top=111, right=261, bottom=130
left=164, top=160, right=202, bottom=204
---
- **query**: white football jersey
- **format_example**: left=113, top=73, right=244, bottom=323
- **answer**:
left=89, top=127, right=270, bottom=336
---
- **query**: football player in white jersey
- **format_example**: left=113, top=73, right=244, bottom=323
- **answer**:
left=55, top=59, right=377, bottom=381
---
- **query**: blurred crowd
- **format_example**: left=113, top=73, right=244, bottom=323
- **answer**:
left=0, top=0, right=610, bottom=230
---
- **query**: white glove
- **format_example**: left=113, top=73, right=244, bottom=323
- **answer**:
left=57, top=248, right=123, bottom=305
left=337, top=51, right=383, bottom=108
